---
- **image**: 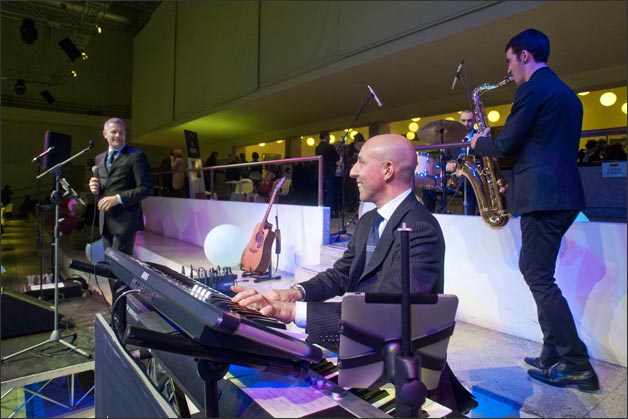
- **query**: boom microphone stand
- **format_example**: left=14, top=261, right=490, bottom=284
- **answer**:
left=330, top=88, right=378, bottom=242
left=452, top=61, right=476, bottom=216
left=2, top=140, right=96, bottom=362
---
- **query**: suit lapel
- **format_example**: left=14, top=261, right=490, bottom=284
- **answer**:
left=359, top=194, right=417, bottom=280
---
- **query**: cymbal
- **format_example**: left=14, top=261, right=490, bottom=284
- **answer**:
left=417, top=120, right=467, bottom=144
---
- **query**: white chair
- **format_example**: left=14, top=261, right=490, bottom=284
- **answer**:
left=236, top=179, right=254, bottom=195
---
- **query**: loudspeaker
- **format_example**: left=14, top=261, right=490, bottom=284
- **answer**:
left=43, top=131, right=72, bottom=170
left=1, top=288, right=62, bottom=339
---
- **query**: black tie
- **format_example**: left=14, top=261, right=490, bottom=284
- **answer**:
left=106, top=151, right=115, bottom=170
left=364, top=212, right=384, bottom=268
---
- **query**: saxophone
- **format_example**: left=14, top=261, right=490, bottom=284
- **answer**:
left=454, top=76, right=513, bottom=228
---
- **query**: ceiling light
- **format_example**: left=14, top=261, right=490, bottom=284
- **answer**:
left=81, top=52, right=88, bottom=60
left=408, top=122, right=419, bottom=132
left=259, top=143, right=266, bottom=147
left=276, top=140, right=283, bottom=143
left=95, top=25, right=102, bottom=34
left=406, top=132, right=416, bottom=140
left=306, top=137, right=315, bottom=146
left=577, top=91, right=590, bottom=96
left=20, top=18, right=38, bottom=44
left=70, top=70, right=78, bottom=78
left=350, top=131, right=357, bottom=139
left=622, top=103, right=627, bottom=115
left=41, top=90, right=56, bottom=105
left=59, top=38, right=81, bottom=61
left=329, top=134, right=336, bottom=143
left=445, top=117, right=455, bottom=121
left=411, top=117, right=421, bottom=121
left=600, top=92, right=617, bottom=107
left=14, top=79, right=26, bottom=95
left=487, top=110, right=501, bottom=123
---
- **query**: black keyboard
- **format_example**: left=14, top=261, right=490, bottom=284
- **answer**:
left=104, top=248, right=322, bottom=363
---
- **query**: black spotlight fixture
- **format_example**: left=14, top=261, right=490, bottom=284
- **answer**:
left=59, top=38, right=81, bottom=61
left=40, top=90, right=56, bottom=105
left=14, top=79, right=26, bottom=95
left=20, top=18, right=38, bottom=44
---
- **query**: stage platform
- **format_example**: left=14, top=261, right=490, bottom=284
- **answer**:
left=2, top=216, right=626, bottom=418
left=80, top=225, right=628, bottom=418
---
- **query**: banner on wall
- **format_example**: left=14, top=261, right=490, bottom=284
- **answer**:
left=184, top=130, right=206, bottom=198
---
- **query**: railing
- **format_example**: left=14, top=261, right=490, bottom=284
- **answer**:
left=196, top=155, right=324, bottom=206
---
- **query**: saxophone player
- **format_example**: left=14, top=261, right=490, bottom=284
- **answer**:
left=470, top=28, right=598, bottom=392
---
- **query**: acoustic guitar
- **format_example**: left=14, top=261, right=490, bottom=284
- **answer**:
left=240, top=176, right=287, bottom=274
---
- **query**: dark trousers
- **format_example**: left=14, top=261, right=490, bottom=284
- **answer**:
left=323, top=177, right=337, bottom=215
left=519, top=210, right=591, bottom=370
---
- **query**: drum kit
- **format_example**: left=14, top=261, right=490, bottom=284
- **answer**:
left=414, top=119, right=467, bottom=193
left=358, top=119, right=471, bottom=218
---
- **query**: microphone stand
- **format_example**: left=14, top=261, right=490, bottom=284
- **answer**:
left=2, top=142, right=95, bottom=362
left=330, top=92, right=375, bottom=242
left=455, top=63, right=476, bottom=216
left=34, top=159, right=47, bottom=299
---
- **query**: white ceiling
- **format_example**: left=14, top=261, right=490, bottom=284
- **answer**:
left=134, top=1, right=627, bottom=150
left=2, top=1, right=626, bottom=151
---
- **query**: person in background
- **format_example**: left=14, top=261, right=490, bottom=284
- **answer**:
left=232, top=134, right=477, bottom=414
left=315, top=130, right=340, bottom=218
left=471, top=28, right=598, bottom=391
left=159, top=152, right=173, bottom=196
left=345, top=133, right=365, bottom=212
left=170, top=148, right=186, bottom=198
left=1, top=185, right=13, bottom=207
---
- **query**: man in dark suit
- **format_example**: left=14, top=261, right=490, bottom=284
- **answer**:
left=88, top=117, right=153, bottom=256
left=315, top=130, right=340, bottom=217
left=233, top=134, right=477, bottom=413
left=471, top=29, right=598, bottom=391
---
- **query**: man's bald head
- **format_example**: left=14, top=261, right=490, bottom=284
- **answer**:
left=350, top=134, right=417, bottom=207
left=362, top=134, right=417, bottom=184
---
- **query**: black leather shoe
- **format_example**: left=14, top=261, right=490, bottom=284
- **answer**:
left=528, top=361, right=600, bottom=391
left=524, top=356, right=560, bottom=370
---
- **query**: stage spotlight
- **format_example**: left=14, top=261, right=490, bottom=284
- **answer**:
left=41, top=90, right=56, bottom=105
left=20, top=18, right=38, bottom=44
left=59, top=38, right=81, bottom=61
left=15, top=79, right=26, bottom=95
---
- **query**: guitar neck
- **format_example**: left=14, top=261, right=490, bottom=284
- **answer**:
left=258, top=176, right=287, bottom=231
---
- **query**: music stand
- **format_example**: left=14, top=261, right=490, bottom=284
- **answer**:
left=1, top=141, right=96, bottom=362
left=337, top=226, right=458, bottom=418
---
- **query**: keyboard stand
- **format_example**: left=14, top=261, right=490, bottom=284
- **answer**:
left=122, top=325, right=310, bottom=417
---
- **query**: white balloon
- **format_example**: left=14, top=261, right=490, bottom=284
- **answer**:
left=203, top=224, right=247, bottom=267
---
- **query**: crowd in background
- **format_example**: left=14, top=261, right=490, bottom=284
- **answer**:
left=577, top=139, right=627, bottom=165
left=141, top=136, right=628, bottom=206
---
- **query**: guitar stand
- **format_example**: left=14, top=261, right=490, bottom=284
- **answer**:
left=242, top=260, right=281, bottom=283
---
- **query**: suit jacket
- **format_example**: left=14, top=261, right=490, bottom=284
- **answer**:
left=302, top=192, right=445, bottom=348
left=95, top=145, right=153, bottom=236
left=474, top=67, right=586, bottom=216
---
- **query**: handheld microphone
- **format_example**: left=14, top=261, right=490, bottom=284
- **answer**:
left=367, top=85, right=383, bottom=107
left=91, top=165, right=100, bottom=198
left=451, top=60, right=464, bottom=91
left=31, top=146, right=55, bottom=164
left=88, top=139, right=97, bottom=149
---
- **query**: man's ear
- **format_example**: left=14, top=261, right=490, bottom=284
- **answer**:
left=383, top=161, right=394, bottom=180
